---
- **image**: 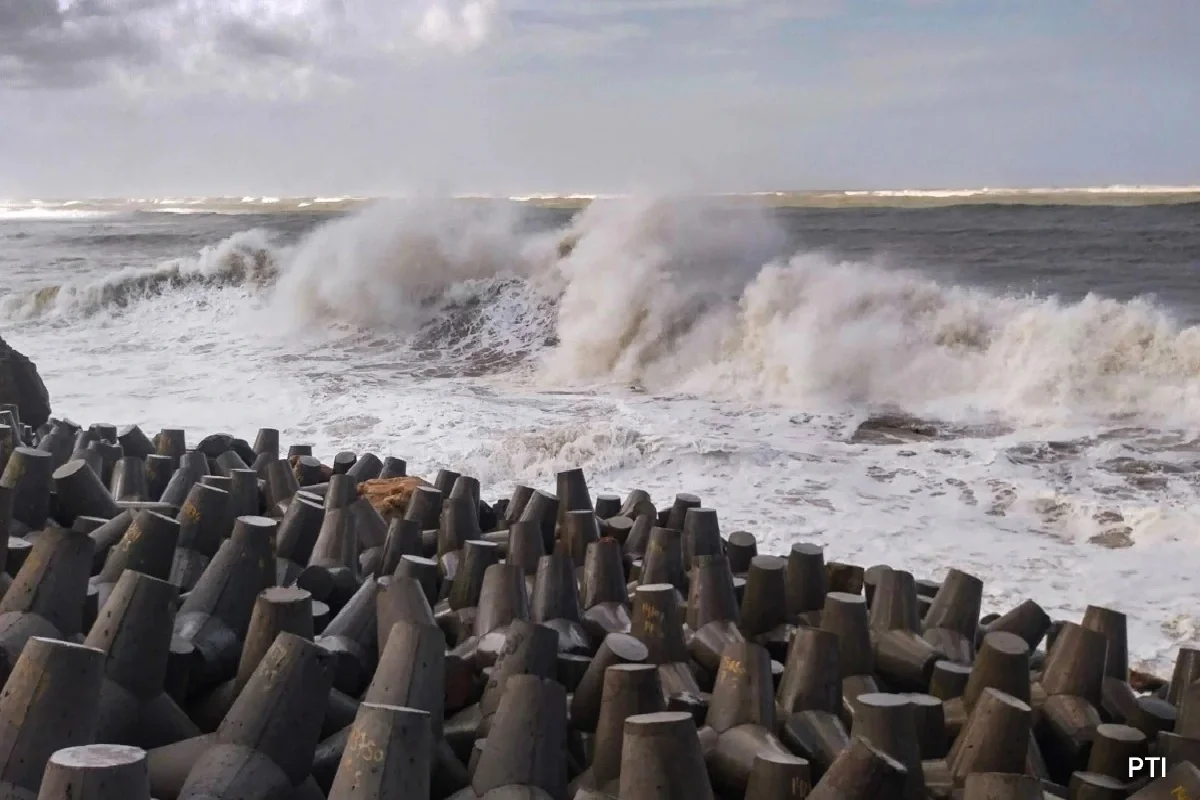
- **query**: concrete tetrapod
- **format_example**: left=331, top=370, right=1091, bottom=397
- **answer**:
left=922, top=567, right=983, bottom=665
left=630, top=582, right=699, bottom=698
left=328, top=703, right=433, bottom=800
left=703, top=640, right=794, bottom=796
left=640, top=526, right=685, bottom=595
left=158, top=457, right=203, bottom=511
left=114, top=425, right=153, bottom=462
left=807, top=735, right=907, bottom=800
left=0, top=636, right=106, bottom=798
left=226, top=469, right=260, bottom=522
left=1126, top=762, right=1200, bottom=799
left=1035, top=620, right=1106, bottom=781
left=313, top=620, right=465, bottom=797
left=516, top=490, right=557, bottom=556
left=442, top=619, right=558, bottom=759
left=568, top=634, right=649, bottom=734
left=593, top=493, right=620, bottom=520
left=1, top=447, right=54, bottom=532
left=680, top=507, right=721, bottom=574
left=819, top=591, right=878, bottom=715
left=945, top=687, right=1032, bottom=785
left=265, top=459, right=300, bottom=513
left=961, top=772, right=1044, bottom=799
left=109, top=456, right=150, bottom=502
left=36, top=744, right=152, bottom=800
left=142, top=455, right=173, bottom=504
left=785, top=543, right=826, bottom=624
left=724, top=530, right=757, bottom=575
left=847, top=693, right=925, bottom=800
left=448, top=563, right=531, bottom=670
left=529, top=553, right=588, bottom=656
left=85, top=570, right=200, bottom=749
left=169, top=632, right=335, bottom=800
left=555, top=467, right=593, bottom=539
left=91, top=508, right=180, bottom=608
left=189, top=586, right=316, bottom=732
left=316, top=576, right=381, bottom=697
left=274, top=492, right=325, bottom=583
left=450, top=676, right=569, bottom=800
left=378, top=517, right=423, bottom=578
left=618, top=711, right=713, bottom=800
left=154, top=429, right=186, bottom=471
left=561, top=509, right=600, bottom=569
left=345, top=453, right=383, bottom=484
left=302, top=505, right=360, bottom=607
left=53, top=458, right=121, bottom=527
left=743, top=753, right=813, bottom=800
left=350, top=496, right=388, bottom=553
left=571, top=662, right=664, bottom=796
left=983, top=599, right=1051, bottom=652
left=686, top=554, right=744, bottom=676
left=664, top=493, right=701, bottom=533
left=171, top=516, right=275, bottom=697
left=0, top=524, right=94, bottom=680
left=870, top=568, right=944, bottom=692
left=169, top=483, right=232, bottom=593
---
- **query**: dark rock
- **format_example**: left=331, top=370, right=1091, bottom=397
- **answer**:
left=0, top=336, right=50, bottom=430
left=195, top=434, right=235, bottom=458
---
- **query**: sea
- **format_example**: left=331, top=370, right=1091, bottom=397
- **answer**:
left=1, top=189, right=1199, bottom=673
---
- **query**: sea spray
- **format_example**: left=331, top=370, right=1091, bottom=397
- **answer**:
left=269, top=199, right=558, bottom=332
left=5, top=195, right=1200, bottom=426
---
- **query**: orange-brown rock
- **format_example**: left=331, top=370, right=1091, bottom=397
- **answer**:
left=358, top=476, right=432, bottom=519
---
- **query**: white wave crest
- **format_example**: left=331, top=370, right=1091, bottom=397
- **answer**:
left=0, top=229, right=278, bottom=320
left=268, top=199, right=559, bottom=332
left=11, top=195, right=1200, bottom=427
left=542, top=198, right=1200, bottom=425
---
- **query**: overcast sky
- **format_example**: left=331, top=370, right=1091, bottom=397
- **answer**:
left=1, top=0, right=1197, bottom=197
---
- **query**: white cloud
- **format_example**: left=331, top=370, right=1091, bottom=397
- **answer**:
left=0, top=0, right=509, bottom=93
left=415, top=0, right=501, bottom=53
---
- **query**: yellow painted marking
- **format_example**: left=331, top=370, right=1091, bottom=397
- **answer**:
left=720, top=656, right=745, bottom=677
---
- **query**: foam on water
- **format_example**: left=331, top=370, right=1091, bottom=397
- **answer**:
left=2, top=195, right=1199, bottom=672
left=0, top=207, right=116, bottom=221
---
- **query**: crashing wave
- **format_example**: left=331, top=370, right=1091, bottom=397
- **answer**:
left=7, top=196, right=1200, bottom=427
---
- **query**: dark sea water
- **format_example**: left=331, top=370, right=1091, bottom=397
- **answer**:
left=1, top=195, right=1198, bottom=671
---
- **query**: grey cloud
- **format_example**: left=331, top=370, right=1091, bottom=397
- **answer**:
left=0, top=0, right=502, bottom=91
left=0, top=0, right=160, bottom=88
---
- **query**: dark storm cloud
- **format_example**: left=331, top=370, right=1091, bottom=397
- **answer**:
left=0, top=0, right=161, bottom=88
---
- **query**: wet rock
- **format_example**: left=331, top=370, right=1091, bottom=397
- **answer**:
left=1089, top=527, right=1133, bottom=549
left=853, top=412, right=1011, bottom=446
left=850, top=414, right=939, bottom=444
left=0, top=335, right=51, bottom=429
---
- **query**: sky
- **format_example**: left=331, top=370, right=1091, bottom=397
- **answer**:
left=0, top=0, right=1197, bottom=197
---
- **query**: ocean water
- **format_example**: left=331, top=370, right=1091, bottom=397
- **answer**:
left=2, top=194, right=1199, bottom=673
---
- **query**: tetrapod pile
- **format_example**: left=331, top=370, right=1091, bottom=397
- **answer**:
left=0, top=412, right=1196, bottom=799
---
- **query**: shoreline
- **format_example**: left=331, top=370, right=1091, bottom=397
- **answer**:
left=3, top=187, right=1200, bottom=219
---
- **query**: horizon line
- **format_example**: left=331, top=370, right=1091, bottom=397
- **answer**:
left=0, top=184, right=1197, bottom=202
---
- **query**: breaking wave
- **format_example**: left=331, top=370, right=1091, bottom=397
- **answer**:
left=0, top=229, right=279, bottom=319
left=6, top=196, right=1200, bottom=425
